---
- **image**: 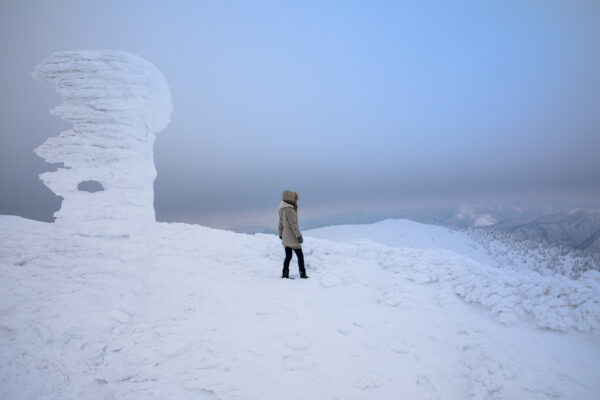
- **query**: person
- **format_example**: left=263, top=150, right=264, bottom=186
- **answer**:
left=278, top=190, right=307, bottom=279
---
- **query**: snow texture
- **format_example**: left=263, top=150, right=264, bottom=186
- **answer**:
left=32, top=50, right=172, bottom=234
left=2, top=216, right=600, bottom=400
left=307, top=221, right=600, bottom=333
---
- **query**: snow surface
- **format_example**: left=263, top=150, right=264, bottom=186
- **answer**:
left=307, top=219, right=600, bottom=332
left=472, top=215, right=497, bottom=227
left=453, top=206, right=498, bottom=227
left=1, top=215, right=600, bottom=399
left=306, top=218, right=497, bottom=267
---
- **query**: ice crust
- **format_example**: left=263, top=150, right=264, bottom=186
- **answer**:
left=33, top=50, right=172, bottom=233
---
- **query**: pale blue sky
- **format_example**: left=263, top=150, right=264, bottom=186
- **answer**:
left=1, top=1, right=599, bottom=229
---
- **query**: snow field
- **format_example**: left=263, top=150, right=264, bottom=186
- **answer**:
left=1, top=215, right=600, bottom=399
left=307, top=219, right=600, bottom=332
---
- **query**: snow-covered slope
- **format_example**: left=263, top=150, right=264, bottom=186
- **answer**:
left=1, top=215, right=600, bottom=400
left=306, top=218, right=497, bottom=267
left=490, top=209, right=600, bottom=255
left=307, top=219, right=600, bottom=331
left=307, top=218, right=598, bottom=279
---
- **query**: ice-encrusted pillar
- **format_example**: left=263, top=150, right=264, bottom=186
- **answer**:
left=33, top=50, right=172, bottom=235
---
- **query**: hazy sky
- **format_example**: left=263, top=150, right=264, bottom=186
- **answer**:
left=1, top=1, right=599, bottom=230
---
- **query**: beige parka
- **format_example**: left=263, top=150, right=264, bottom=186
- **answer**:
left=278, top=190, right=302, bottom=249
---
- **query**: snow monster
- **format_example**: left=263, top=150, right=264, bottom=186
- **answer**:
left=33, top=50, right=172, bottom=236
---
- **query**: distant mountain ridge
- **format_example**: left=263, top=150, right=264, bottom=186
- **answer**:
left=386, top=205, right=600, bottom=276
left=488, top=209, right=600, bottom=255
left=395, top=206, right=600, bottom=253
left=395, top=204, right=551, bottom=229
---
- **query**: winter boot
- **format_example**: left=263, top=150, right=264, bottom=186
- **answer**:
left=282, top=268, right=289, bottom=279
left=299, top=269, right=308, bottom=279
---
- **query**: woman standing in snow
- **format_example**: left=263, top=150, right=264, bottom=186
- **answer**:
left=278, top=190, right=307, bottom=279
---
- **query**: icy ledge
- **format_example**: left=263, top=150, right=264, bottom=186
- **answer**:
left=33, top=50, right=172, bottom=235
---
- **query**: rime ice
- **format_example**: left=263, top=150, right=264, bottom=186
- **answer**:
left=32, top=50, right=172, bottom=233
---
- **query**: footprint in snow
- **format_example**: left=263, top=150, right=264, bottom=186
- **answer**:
left=388, top=340, right=410, bottom=355
left=416, top=375, right=439, bottom=399
left=355, top=376, right=382, bottom=390
left=111, top=310, right=130, bottom=323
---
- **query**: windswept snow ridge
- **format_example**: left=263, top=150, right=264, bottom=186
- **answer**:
left=33, top=50, right=172, bottom=233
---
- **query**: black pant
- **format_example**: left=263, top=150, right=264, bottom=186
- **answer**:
left=283, top=247, right=305, bottom=274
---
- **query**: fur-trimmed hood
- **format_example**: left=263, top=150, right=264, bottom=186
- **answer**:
left=282, top=190, right=299, bottom=203
left=279, top=201, right=293, bottom=210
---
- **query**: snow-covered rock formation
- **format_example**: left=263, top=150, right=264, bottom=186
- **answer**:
left=33, top=50, right=172, bottom=235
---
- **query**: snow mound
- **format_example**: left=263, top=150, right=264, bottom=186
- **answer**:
left=378, top=245, right=600, bottom=332
left=32, top=50, right=172, bottom=233
left=307, top=221, right=600, bottom=333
